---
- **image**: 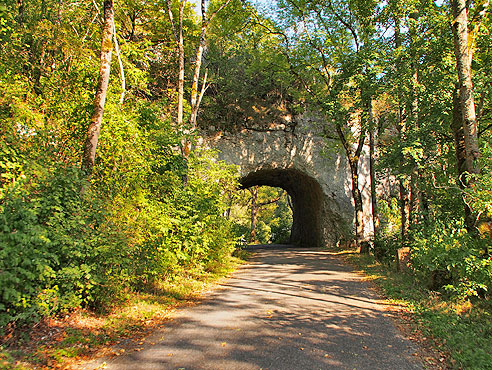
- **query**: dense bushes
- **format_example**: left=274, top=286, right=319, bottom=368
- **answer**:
left=0, top=164, right=108, bottom=326
left=0, top=92, right=239, bottom=328
left=0, top=148, right=239, bottom=328
left=0, top=48, right=241, bottom=329
left=410, top=221, right=492, bottom=299
left=375, top=196, right=492, bottom=300
left=122, top=151, right=239, bottom=288
left=375, top=195, right=492, bottom=300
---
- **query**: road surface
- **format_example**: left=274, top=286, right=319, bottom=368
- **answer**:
left=81, top=246, right=423, bottom=370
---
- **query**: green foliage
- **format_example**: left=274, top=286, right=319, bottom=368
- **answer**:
left=1, top=2, right=492, bottom=364
left=470, top=141, right=492, bottom=218
left=127, top=151, right=240, bottom=288
left=269, top=197, right=293, bottom=244
left=228, top=186, right=293, bottom=245
left=255, top=221, right=272, bottom=244
left=372, top=198, right=400, bottom=264
left=373, top=234, right=400, bottom=266
left=411, top=220, right=492, bottom=299
left=377, top=197, right=401, bottom=238
left=203, top=1, right=298, bottom=131
left=0, top=144, right=240, bottom=328
left=0, top=165, right=110, bottom=326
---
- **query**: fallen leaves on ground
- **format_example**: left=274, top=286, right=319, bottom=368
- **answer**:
left=0, top=274, right=230, bottom=370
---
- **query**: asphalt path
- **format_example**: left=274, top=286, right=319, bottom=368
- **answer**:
left=82, top=245, right=423, bottom=370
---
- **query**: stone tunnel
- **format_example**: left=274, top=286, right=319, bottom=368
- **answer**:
left=199, top=114, right=373, bottom=247
left=240, top=168, right=324, bottom=247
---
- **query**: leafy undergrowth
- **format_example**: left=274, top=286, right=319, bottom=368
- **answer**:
left=0, top=259, right=242, bottom=370
left=343, top=251, right=492, bottom=370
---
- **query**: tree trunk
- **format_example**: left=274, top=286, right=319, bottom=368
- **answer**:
left=167, top=0, right=188, bottom=185
left=408, top=16, right=420, bottom=229
left=113, top=19, right=126, bottom=104
left=450, top=0, right=480, bottom=175
left=249, top=186, right=259, bottom=243
left=399, top=180, right=409, bottom=241
left=189, top=0, right=231, bottom=129
left=177, top=0, right=185, bottom=127
left=189, top=0, right=207, bottom=128
left=369, top=117, right=378, bottom=239
left=181, top=0, right=230, bottom=185
left=409, top=170, right=419, bottom=226
left=81, top=0, right=114, bottom=177
left=396, top=95, right=410, bottom=242
left=190, top=69, right=208, bottom=128
left=351, top=163, right=365, bottom=244
left=353, top=166, right=369, bottom=253
left=57, top=0, right=63, bottom=24
left=130, top=12, right=136, bottom=41
left=452, top=85, right=474, bottom=231
left=181, top=0, right=205, bottom=186
left=336, top=125, right=366, bottom=251
left=450, top=0, right=489, bottom=231
left=393, top=12, right=410, bottom=246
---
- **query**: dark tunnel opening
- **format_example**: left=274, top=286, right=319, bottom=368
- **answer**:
left=240, top=168, right=324, bottom=248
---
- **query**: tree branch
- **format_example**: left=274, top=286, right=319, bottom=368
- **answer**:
left=113, top=19, right=126, bottom=104
left=354, top=127, right=367, bottom=159
left=327, top=0, right=359, bottom=51
left=206, top=0, right=233, bottom=25
left=336, top=124, right=351, bottom=157
left=167, top=0, right=179, bottom=44
left=258, top=191, right=285, bottom=207
left=479, top=121, right=492, bottom=136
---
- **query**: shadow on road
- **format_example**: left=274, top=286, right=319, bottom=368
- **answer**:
left=85, top=245, right=422, bottom=370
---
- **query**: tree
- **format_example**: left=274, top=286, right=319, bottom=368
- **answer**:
left=202, top=0, right=296, bottom=133
left=450, top=0, right=488, bottom=175
left=0, top=0, right=243, bottom=333
left=81, top=0, right=114, bottom=177
left=369, top=104, right=379, bottom=238
left=450, top=0, right=489, bottom=231
left=167, top=0, right=186, bottom=127
left=189, top=0, right=234, bottom=129
left=247, top=186, right=285, bottom=243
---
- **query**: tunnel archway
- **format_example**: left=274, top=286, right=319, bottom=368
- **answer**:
left=240, top=168, right=324, bottom=248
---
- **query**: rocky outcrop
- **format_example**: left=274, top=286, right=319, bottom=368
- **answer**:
left=199, top=114, right=373, bottom=247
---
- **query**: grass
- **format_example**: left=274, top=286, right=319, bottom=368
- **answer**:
left=0, top=257, right=243, bottom=370
left=344, top=251, right=492, bottom=370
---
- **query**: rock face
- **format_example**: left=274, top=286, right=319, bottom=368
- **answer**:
left=200, top=115, right=373, bottom=247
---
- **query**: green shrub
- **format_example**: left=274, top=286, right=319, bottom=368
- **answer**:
left=106, top=149, right=240, bottom=290
left=411, top=220, right=492, bottom=299
left=270, top=197, right=293, bottom=244
left=0, top=165, right=112, bottom=326
left=0, top=98, right=241, bottom=328
left=255, top=221, right=272, bottom=244
left=373, top=234, right=400, bottom=266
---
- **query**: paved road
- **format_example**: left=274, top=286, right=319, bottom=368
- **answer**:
left=82, top=246, right=423, bottom=370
